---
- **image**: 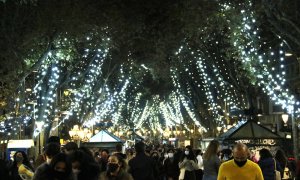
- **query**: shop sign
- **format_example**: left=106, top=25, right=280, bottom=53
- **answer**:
left=235, top=139, right=277, bottom=145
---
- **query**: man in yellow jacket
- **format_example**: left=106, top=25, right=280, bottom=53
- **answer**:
left=217, top=143, right=264, bottom=180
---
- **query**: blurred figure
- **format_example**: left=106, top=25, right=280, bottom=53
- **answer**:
left=249, top=150, right=258, bottom=163
left=145, top=146, right=151, bottom=157
left=69, top=150, right=100, bottom=180
left=178, top=145, right=198, bottom=180
left=151, top=151, right=164, bottom=180
left=98, top=149, right=110, bottom=173
left=195, top=149, right=203, bottom=180
left=64, top=142, right=78, bottom=155
left=113, top=143, right=127, bottom=160
left=9, top=151, right=34, bottom=180
left=220, top=149, right=232, bottom=162
left=163, top=149, right=180, bottom=180
left=49, top=153, right=72, bottom=180
left=126, top=149, right=134, bottom=161
left=217, top=143, right=263, bottom=180
left=258, top=148, right=282, bottom=180
left=33, top=142, right=61, bottom=180
left=128, top=141, right=157, bottom=180
left=275, top=149, right=288, bottom=179
left=78, top=147, right=94, bottom=158
left=35, top=136, right=61, bottom=168
left=0, top=158, right=9, bottom=179
left=99, top=154, right=133, bottom=180
left=296, top=156, right=300, bottom=180
left=36, top=153, right=72, bottom=180
left=47, top=136, right=61, bottom=145
left=203, top=140, right=220, bottom=180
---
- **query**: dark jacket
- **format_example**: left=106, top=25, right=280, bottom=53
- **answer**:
left=99, top=169, right=133, bottom=180
left=163, top=157, right=180, bottom=179
left=33, top=162, right=51, bottom=180
left=128, top=153, right=157, bottom=180
left=258, top=157, right=282, bottom=180
left=9, top=162, right=34, bottom=180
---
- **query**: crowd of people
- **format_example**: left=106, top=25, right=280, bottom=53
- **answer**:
left=0, top=136, right=299, bottom=180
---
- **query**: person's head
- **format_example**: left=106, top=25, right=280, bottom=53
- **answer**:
left=185, top=145, right=192, bottom=155
left=232, top=143, right=249, bottom=167
left=14, top=151, right=25, bottom=163
left=115, top=143, right=123, bottom=153
left=64, top=142, right=78, bottom=155
left=47, top=136, right=61, bottom=145
left=259, top=148, right=272, bottom=160
left=13, top=151, right=29, bottom=164
left=181, top=145, right=196, bottom=161
left=203, top=140, right=220, bottom=160
left=101, top=149, right=109, bottom=159
left=145, top=147, right=151, bottom=156
left=107, top=154, right=127, bottom=174
left=275, top=149, right=287, bottom=162
left=50, top=153, right=72, bottom=180
left=194, top=149, right=202, bottom=156
left=79, top=147, right=93, bottom=158
left=221, top=148, right=232, bottom=159
left=70, top=150, right=100, bottom=179
left=135, top=141, right=145, bottom=154
left=13, top=151, right=33, bottom=169
left=167, top=149, right=175, bottom=158
left=151, top=151, right=159, bottom=160
left=44, top=142, right=61, bottom=162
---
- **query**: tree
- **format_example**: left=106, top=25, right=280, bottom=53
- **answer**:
left=0, top=0, right=298, bottom=140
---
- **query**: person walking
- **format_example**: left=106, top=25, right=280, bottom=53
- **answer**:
left=217, top=143, right=263, bottom=180
left=9, top=151, right=34, bottom=180
left=37, top=153, right=73, bottom=180
left=178, top=145, right=199, bottom=180
left=98, top=149, right=110, bottom=173
left=128, top=141, right=157, bottom=180
left=99, top=154, right=133, bottom=180
left=202, top=140, right=220, bottom=180
left=150, top=151, right=164, bottom=180
left=258, top=148, right=282, bottom=180
left=113, top=143, right=127, bottom=160
left=195, top=149, right=203, bottom=180
left=33, top=142, right=61, bottom=180
left=163, top=149, right=180, bottom=180
left=69, top=149, right=100, bottom=180
left=275, top=149, right=289, bottom=179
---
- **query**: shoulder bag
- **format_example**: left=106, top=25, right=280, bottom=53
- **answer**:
left=273, top=159, right=281, bottom=180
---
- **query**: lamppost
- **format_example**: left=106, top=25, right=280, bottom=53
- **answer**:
left=69, top=125, right=93, bottom=146
left=282, top=110, right=298, bottom=163
left=282, top=113, right=289, bottom=127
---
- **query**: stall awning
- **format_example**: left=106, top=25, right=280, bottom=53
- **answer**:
left=218, top=120, right=283, bottom=142
left=7, top=139, right=34, bottom=149
left=89, top=130, right=123, bottom=143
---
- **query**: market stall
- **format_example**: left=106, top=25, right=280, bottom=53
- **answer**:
left=81, top=130, right=124, bottom=151
left=218, top=120, right=285, bottom=151
left=6, top=139, right=35, bottom=160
